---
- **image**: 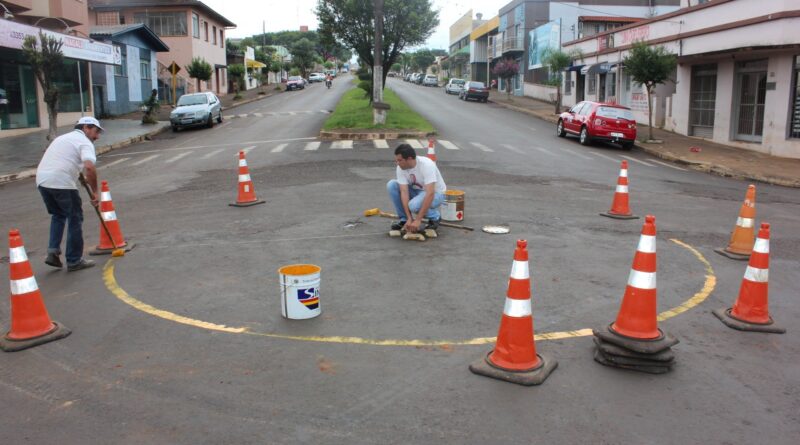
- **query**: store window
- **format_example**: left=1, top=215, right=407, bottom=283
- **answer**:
left=565, top=73, right=571, bottom=95
left=133, top=12, right=188, bottom=36
left=192, top=13, right=200, bottom=38
left=55, top=59, right=90, bottom=113
left=0, top=50, right=39, bottom=129
left=790, top=55, right=800, bottom=138
left=114, top=45, right=127, bottom=76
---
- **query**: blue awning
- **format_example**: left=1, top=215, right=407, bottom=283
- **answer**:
left=567, top=64, right=585, bottom=72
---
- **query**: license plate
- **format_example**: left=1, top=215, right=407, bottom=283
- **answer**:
left=611, top=132, right=624, bottom=138
left=181, top=119, right=193, bottom=124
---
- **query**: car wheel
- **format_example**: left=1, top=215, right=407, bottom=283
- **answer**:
left=206, top=114, right=214, bottom=128
left=217, top=111, right=223, bottom=123
left=622, top=141, right=634, bottom=150
left=556, top=120, right=566, bottom=137
left=579, top=127, right=592, bottom=146
left=172, top=125, right=179, bottom=132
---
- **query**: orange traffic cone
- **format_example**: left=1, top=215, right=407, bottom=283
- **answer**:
left=1, top=229, right=71, bottom=352
left=90, top=181, right=134, bottom=255
left=714, top=222, right=785, bottom=333
left=426, top=138, right=437, bottom=162
left=715, top=184, right=756, bottom=260
left=229, top=151, right=265, bottom=207
left=469, top=240, right=557, bottom=385
left=600, top=160, right=638, bottom=220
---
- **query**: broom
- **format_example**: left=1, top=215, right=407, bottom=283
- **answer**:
left=79, top=173, right=125, bottom=257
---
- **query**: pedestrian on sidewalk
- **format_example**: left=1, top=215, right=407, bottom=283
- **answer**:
left=35, top=116, right=103, bottom=272
left=387, top=143, right=446, bottom=233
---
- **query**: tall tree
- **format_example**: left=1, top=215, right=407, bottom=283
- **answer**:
left=290, top=38, right=317, bottom=78
left=412, top=49, right=435, bottom=74
left=186, top=57, right=212, bottom=92
left=317, top=0, right=439, bottom=99
left=492, top=59, right=519, bottom=101
left=228, top=64, right=245, bottom=98
left=542, top=47, right=584, bottom=114
left=623, top=41, right=677, bottom=141
left=22, top=32, right=64, bottom=141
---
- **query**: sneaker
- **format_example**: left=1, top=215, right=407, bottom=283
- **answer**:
left=390, top=220, right=407, bottom=231
left=44, top=253, right=63, bottom=268
left=424, top=218, right=440, bottom=231
left=67, top=258, right=95, bottom=272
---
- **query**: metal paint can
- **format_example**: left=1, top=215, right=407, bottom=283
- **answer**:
left=278, top=264, right=321, bottom=320
left=442, top=189, right=465, bottom=221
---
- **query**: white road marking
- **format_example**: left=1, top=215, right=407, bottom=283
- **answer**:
left=304, top=141, right=321, bottom=151
left=271, top=143, right=288, bottom=153
left=405, top=139, right=423, bottom=149
left=98, top=158, right=129, bottom=169
left=330, top=140, right=353, bottom=149
left=621, top=155, right=654, bottom=167
left=558, top=147, right=593, bottom=160
left=131, top=154, right=160, bottom=166
left=241, top=145, right=256, bottom=154
left=419, top=139, right=431, bottom=149
left=165, top=151, right=192, bottom=163
left=470, top=142, right=494, bottom=152
left=530, top=146, right=555, bottom=156
left=238, top=114, right=247, bottom=118
left=501, top=144, right=524, bottom=154
left=201, top=148, right=225, bottom=159
left=587, top=151, right=620, bottom=163
left=321, top=110, right=332, bottom=114
left=373, top=139, right=389, bottom=149
left=439, top=140, right=460, bottom=150
left=288, top=112, right=296, bottom=116
left=253, top=113, right=263, bottom=117
left=104, top=137, right=318, bottom=157
left=649, top=159, right=687, bottom=171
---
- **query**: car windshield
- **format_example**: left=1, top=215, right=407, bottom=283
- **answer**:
left=289, top=76, right=302, bottom=81
left=469, top=82, right=486, bottom=88
left=452, top=79, right=465, bottom=85
left=177, top=95, right=208, bottom=106
left=597, top=106, right=634, bottom=120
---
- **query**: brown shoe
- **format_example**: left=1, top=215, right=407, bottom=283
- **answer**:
left=45, top=252, right=63, bottom=268
left=67, top=258, right=95, bottom=272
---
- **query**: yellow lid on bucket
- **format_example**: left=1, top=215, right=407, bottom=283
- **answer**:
left=445, top=189, right=464, bottom=197
left=278, top=264, right=321, bottom=276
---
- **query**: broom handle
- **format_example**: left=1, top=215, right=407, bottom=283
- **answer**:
left=79, top=174, right=120, bottom=249
left=379, top=211, right=474, bottom=231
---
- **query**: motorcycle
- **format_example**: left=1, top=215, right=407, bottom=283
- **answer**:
left=326, top=79, right=332, bottom=89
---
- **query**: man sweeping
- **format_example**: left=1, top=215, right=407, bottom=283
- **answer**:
left=387, top=143, right=446, bottom=235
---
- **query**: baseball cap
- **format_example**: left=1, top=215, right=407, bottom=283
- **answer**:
left=76, top=116, right=105, bottom=132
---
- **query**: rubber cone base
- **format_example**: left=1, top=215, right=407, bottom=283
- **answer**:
left=0, top=321, right=71, bottom=352
left=713, top=248, right=750, bottom=261
left=469, top=351, right=557, bottom=386
left=712, top=308, right=785, bottom=334
left=600, top=212, right=639, bottom=220
left=593, top=337, right=675, bottom=362
left=593, top=349, right=672, bottom=374
left=593, top=324, right=679, bottom=355
left=89, top=241, right=136, bottom=256
left=229, top=200, right=266, bottom=208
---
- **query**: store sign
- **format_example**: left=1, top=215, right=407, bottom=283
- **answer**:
left=619, top=26, right=650, bottom=46
left=528, top=19, right=561, bottom=70
left=0, top=18, right=118, bottom=65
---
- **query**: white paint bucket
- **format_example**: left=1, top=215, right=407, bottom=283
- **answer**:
left=279, top=264, right=321, bottom=320
left=442, top=189, right=465, bottom=222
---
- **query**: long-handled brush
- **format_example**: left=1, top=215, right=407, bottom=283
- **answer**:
left=363, top=208, right=474, bottom=231
left=79, top=173, right=125, bottom=257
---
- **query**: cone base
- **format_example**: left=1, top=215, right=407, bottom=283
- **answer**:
left=600, top=212, right=639, bottom=220
left=593, top=337, right=675, bottom=363
left=90, top=242, right=136, bottom=256
left=1, top=321, right=71, bottom=352
left=593, top=349, right=672, bottom=374
left=229, top=200, right=266, bottom=207
left=713, top=247, right=750, bottom=261
left=594, top=324, right=679, bottom=354
left=469, top=351, right=557, bottom=386
left=713, top=308, right=785, bottom=334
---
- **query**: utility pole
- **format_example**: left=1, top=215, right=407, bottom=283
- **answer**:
left=372, top=0, right=389, bottom=124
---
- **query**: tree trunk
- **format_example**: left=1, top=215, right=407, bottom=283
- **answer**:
left=196, top=78, right=201, bottom=92
left=646, top=86, right=654, bottom=141
left=46, top=104, right=58, bottom=142
left=555, top=87, right=561, bottom=114
left=506, top=78, right=512, bottom=101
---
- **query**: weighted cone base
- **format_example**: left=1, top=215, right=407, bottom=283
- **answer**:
left=593, top=324, right=679, bottom=354
left=593, top=350, right=672, bottom=374
left=403, top=233, right=426, bottom=241
left=388, top=230, right=402, bottom=237
left=713, top=248, right=750, bottom=261
left=229, top=200, right=266, bottom=207
left=469, top=351, right=557, bottom=386
left=593, top=337, right=674, bottom=362
left=0, top=321, right=71, bottom=352
left=713, top=308, right=785, bottom=334
left=600, top=212, right=639, bottom=220
left=89, top=241, right=136, bottom=256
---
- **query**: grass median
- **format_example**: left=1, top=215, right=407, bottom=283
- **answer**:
left=323, top=87, right=434, bottom=133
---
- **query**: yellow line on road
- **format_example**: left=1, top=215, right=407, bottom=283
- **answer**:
left=102, top=239, right=715, bottom=346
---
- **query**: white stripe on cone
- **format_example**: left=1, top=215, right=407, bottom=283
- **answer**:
left=101, top=211, right=117, bottom=221
left=11, top=276, right=39, bottom=295
left=238, top=174, right=251, bottom=182
left=736, top=217, right=755, bottom=228
left=616, top=185, right=629, bottom=193
left=239, top=159, right=247, bottom=167
left=753, top=238, right=769, bottom=254
left=637, top=235, right=656, bottom=253
left=101, top=191, right=112, bottom=201
left=503, top=298, right=532, bottom=317
left=620, top=169, right=628, bottom=178
left=509, top=260, right=529, bottom=280
left=628, top=270, right=656, bottom=290
left=744, top=266, right=769, bottom=283
left=9, top=246, right=28, bottom=263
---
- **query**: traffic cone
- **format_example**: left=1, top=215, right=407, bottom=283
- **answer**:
left=229, top=151, right=265, bottom=207
left=715, top=184, right=756, bottom=260
left=1, top=229, right=71, bottom=352
left=713, top=222, right=785, bottom=333
left=426, top=138, right=437, bottom=162
left=469, top=240, right=557, bottom=386
left=600, top=160, right=638, bottom=220
left=90, top=181, right=135, bottom=255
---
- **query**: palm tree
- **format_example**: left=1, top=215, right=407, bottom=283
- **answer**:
left=542, top=48, right=584, bottom=114
left=22, top=33, right=64, bottom=141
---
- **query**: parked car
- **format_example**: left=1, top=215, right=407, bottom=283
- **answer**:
left=414, top=73, right=425, bottom=85
left=459, top=81, right=489, bottom=102
left=286, top=76, right=305, bottom=91
left=445, top=78, right=465, bottom=95
left=170, top=92, right=222, bottom=132
left=325, top=70, right=338, bottom=78
left=405, top=73, right=413, bottom=82
left=423, top=75, right=438, bottom=87
left=309, top=73, right=325, bottom=83
left=557, top=101, right=637, bottom=149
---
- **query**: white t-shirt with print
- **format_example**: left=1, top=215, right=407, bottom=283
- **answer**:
left=396, top=156, right=446, bottom=194
left=36, top=129, right=97, bottom=190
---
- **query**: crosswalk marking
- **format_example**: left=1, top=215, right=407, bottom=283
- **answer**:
left=165, top=151, right=192, bottom=163
left=202, top=148, right=225, bottom=159
left=271, top=143, right=288, bottom=153
left=419, top=139, right=430, bottom=148
left=621, top=155, right=654, bottom=167
left=131, top=154, right=160, bottom=166
left=501, top=144, right=524, bottom=154
left=253, top=113, right=262, bottom=117
left=558, top=147, right=593, bottom=160
left=470, top=142, right=494, bottom=152
left=304, top=141, right=321, bottom=151
left=242, top=145, right=256, bottom=154
left=99, top=158, right=130, bottom=169
left=439, top=140, right=460, bottom=150
left=530, top=146, right=555, bottom=156
left=405, top=139, right=423, bottom=149
left=648, top=159, right=687, bottom=171
left=587, top=151, right=620, bottom=163
left=288, top=112, right=296, bottom=116
left=238, top=114, right=247, bottom=118
left=373, top=139, right=389, bottom=149
left=331, top=140, right=353, bottom=149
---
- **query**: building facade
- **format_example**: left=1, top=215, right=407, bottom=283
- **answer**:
left=470, top=15, right=499, bottom=84
left=448, top=10, right=486, bottom=80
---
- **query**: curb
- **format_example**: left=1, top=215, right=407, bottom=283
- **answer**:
left=488, top=99, right=560, bottom=124
left=319, top=130, right=432, bottom=140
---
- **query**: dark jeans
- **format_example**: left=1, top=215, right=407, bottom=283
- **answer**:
left=38, top=186, right=84, bottom=265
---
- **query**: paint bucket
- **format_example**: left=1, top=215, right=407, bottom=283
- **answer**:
left=279, top=264, right=321, bottom=320
left=442, top=189, right=465, bottom=222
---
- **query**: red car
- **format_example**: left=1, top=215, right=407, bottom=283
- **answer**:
left=557, top=101, right=637, bottom=149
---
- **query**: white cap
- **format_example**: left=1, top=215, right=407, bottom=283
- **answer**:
left=76, top=116, right=105, bottom=132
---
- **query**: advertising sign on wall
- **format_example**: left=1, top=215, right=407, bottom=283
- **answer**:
left=0, top=18, right=118, bottom=65
left=528, top=19, right=561, bottom=70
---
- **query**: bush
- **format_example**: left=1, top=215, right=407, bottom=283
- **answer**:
left=357, top=71, right=372, bottom=82
left=357, top=80, right=372, bottom=98
left=442, top=77, right=450, bottom=85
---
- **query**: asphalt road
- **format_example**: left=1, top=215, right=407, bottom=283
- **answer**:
left=1, top=74, right=799, bottom=444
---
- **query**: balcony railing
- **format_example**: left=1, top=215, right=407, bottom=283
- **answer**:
left=502, top=36, right=524, bottom=53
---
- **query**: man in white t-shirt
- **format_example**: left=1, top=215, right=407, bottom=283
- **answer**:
left=386, top=143, right=446, bottom=233
left=36, top=117, right=103, bottom=271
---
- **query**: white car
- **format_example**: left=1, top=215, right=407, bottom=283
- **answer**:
left=445, top=78, right=465, bottom=94
left=309, top=73, right=325, bottom=83
left=423, top=75, right=438, bottom=87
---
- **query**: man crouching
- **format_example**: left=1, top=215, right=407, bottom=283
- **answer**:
left=387, top=143, right=446, bottom=234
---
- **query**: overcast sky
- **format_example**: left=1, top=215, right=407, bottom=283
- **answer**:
left=202, top=0, right=510, bottom=50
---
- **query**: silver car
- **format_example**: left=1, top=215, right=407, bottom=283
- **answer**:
left=170, top=92, right=222, bottom=131
left=445, top=78, right=465, bottom=94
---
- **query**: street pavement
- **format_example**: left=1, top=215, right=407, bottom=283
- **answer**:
left=1, top=74, right=799, bottom=444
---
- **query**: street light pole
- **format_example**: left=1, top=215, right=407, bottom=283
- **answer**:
left=372, top=0, right=388, bottom=125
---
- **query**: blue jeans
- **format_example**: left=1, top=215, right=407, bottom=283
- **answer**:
left=38, top=186, right=84, bottom=265
left=387, top=180, right=444, bottom=221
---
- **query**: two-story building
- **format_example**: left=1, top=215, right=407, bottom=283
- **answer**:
left=448, top=10, right=486, bottom=80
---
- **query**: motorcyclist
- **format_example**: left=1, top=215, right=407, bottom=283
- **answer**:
left=325, top=73, right=333, bottom=88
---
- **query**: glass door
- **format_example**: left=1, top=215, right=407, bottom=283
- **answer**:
left=734, top=60, right=767, bottom=142
left=689, top=64, right=717, bottom=138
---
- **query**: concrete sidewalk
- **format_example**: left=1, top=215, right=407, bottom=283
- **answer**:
left=488, top=91, right=800, bottom=188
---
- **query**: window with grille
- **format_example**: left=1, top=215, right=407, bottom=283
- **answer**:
left=97, top=11, right=120, bottom=26
left=114, top=45, right=127, bottom=76
left=790, top=55, right=800, bottom=138
left=588, top=76, right=596, bottom=94
left=133, top=12, right=188, bottom=36
left=140, top=60, right=150, bottom=80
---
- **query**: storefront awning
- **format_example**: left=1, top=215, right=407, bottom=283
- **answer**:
left=246, top=60, right=267, bottom=69
left=567, top=64, right=585, bottom=72
left=584, top=62, right=611, bottom=76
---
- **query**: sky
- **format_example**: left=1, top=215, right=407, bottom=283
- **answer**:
left=202, top=0, right=511, bottom=51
